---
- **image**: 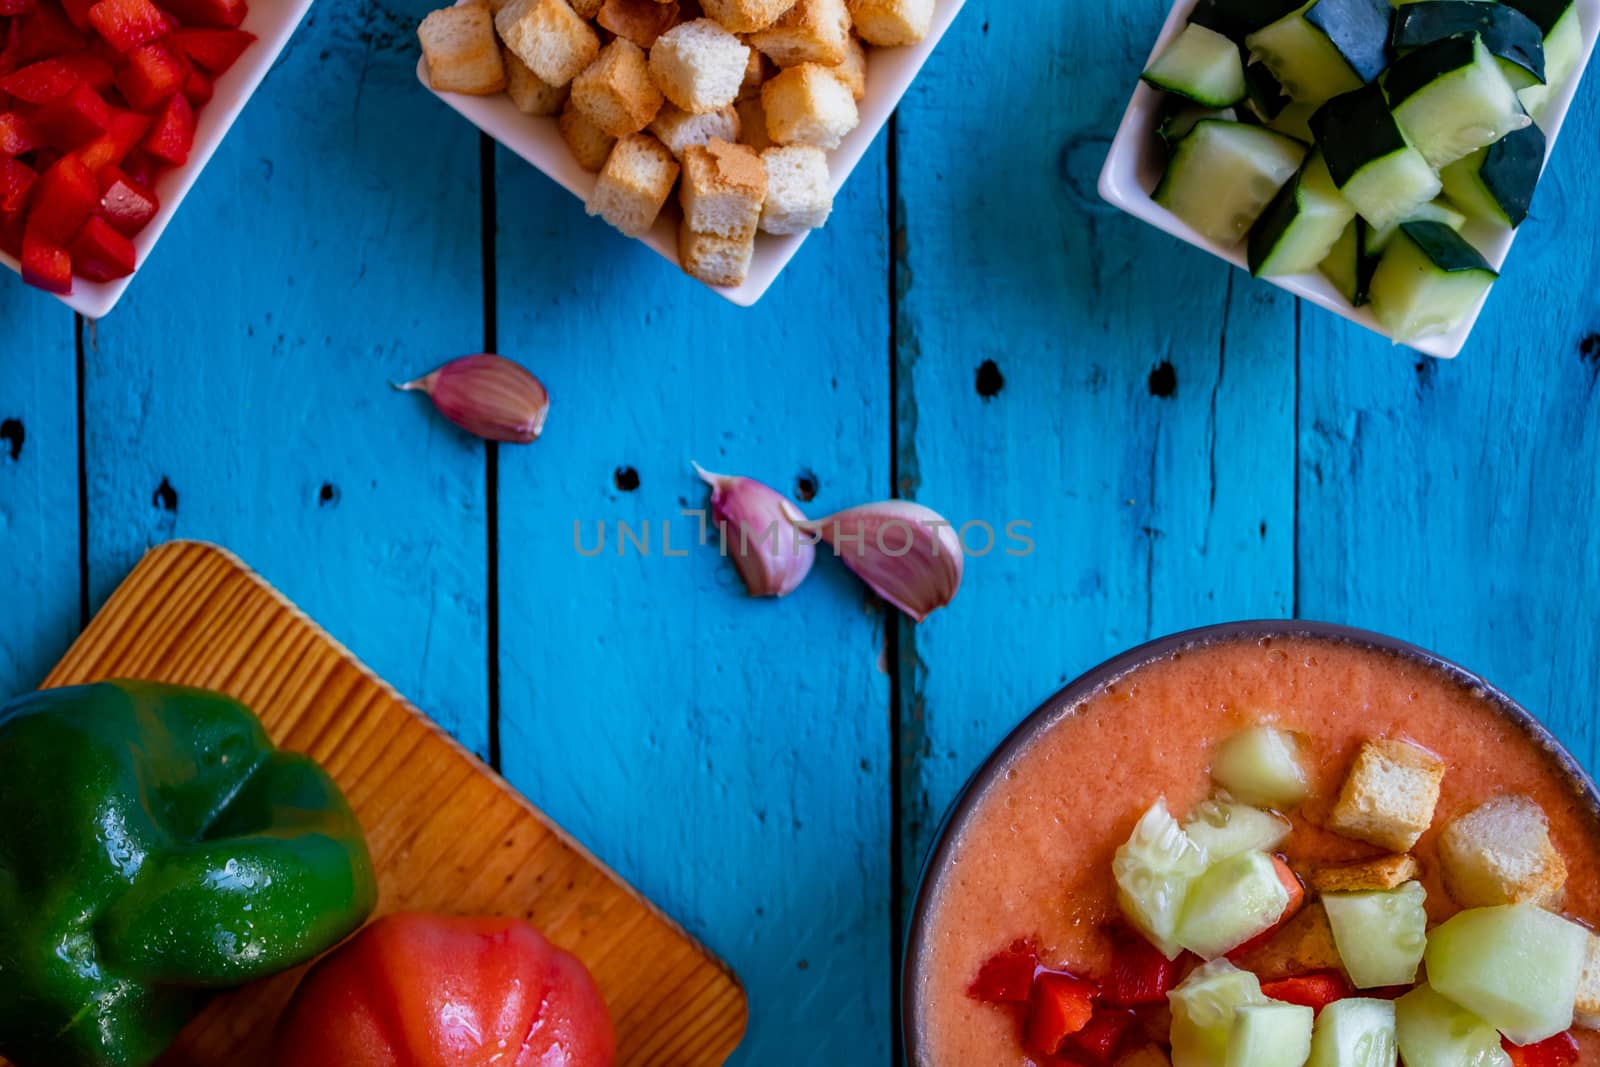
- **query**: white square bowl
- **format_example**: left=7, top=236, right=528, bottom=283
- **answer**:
left=419, top=0, right=966, bottom=307
left=0, top=0, right=315, bottom=319
left=1098, top=0, right=1600, bottom=358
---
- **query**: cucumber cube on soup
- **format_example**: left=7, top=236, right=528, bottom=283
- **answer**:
left=1227, top=1002, right=1315, bottom=1067
left=1177, top=850, right=1292, bottom=960
left=1211, top=726, right=1310, bottom=807
left=1115, top=799, right=1209, bottom=959
left=1386, top=34, right=1532, bottom=170
left=1395, top=984, right=1512, bottom=1067
left=1323, top=881, right=1428, bottom=988
left=1184, top=795, right=1292, bottom=860
left=1170, top=959, right=1270, bottom=1067
left=1423, top=903, right=1589, bottom=1045
left=1307, top=997, right=1398, bottom=1067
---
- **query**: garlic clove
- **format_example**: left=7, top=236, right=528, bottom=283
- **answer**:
left=694, top=463, right=816, bottom=598
left=395, top=354, right=549, bottom=444
left=800, top=501, right=963, bottom=622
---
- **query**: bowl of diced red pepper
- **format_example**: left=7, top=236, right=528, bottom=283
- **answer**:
left=0, top=0, right=311, bottom=315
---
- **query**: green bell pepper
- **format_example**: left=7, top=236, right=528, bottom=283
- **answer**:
left=0, top=680, right=378, bottom=1067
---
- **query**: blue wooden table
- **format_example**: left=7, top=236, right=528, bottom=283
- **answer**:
left=3, top=1, right=1598, bottom=1063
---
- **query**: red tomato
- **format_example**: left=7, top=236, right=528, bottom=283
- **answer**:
left=272, top=913, right=616, bottom=1067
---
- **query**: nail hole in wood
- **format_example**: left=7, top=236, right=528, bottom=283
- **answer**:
left=795, top=470, right=819, bottom=502
left=1581, top=333, right=1600, bottom=365
left=0, top=418, right=22, bottom=462
left=975, top=359, right=1004, bottom=399
left=1148, top=361, right=1177, bottom=398
left=152, top=477, right=178, bottom=513
left=613, top=466, right=640, bottom=492
left=319, top=482, right=340, bottom=507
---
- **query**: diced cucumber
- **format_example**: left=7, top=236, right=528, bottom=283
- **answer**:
left=1177, top=850, right=1292, bottom=959
left=1145, top=22, right=1250, bottom=107
left=1170, top=959, right=1270, bottom=1067
left=1267, top=100, right=1320, bottom=141
left=1312, top=85, right=1443, bottom=230
left=1362, top=199, right=1466, bottom=256
left=1185, top=796, right=1292, bottom=861
left=1246, top=61, right=1294, bottom=120
left=1323, top=880, right=1428, bottom=988
left=1115, top=798, right=1209, bottom=959
left=1319, top=217, right=1372, bottom=306
left=1246, top=0, right=1392, bottom=103
left=1227, top=1002, right=1315, bottom=1067
left=1439, top=124, right=1546, bottom=226
left=1210, top=725, right=1310, bottom=806
left=1386, top=33, right=1533, bottom=169
left=1503, top=0, right=1585, bottom=122
left=1368, top=221, right=1496, bottom=343
left=1391, top=1, right=1549, bottom=90
left=1191, top=0, right=1306, bottom=41
left=1154, top=120, right=1308, bottom=245
left=1307, top=998, right=1398, bottom=1067
left=1394, top=984, right=1513, bottom=1067
left=1423, top=903, right=1589, bottom=1045
left=1249, top=150, right=1358, bottom=276
left=1160, top=100, right=1239, bottom=144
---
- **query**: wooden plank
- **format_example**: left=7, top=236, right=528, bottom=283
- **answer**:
left=889, top=1, right=1298, bottom=909
left=26, top=540, right=746, bottom=1067
left=0, top=295, right=78, bottom=697
left=490, top=139, right=893, bottom=1063
left=76, top=2, right=491, bottom=754
left=1297, top=82, right=1600, bottom=769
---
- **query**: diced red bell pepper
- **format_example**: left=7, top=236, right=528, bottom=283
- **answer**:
left=0, top=57, right=80, bottom=102
left=968, top=939, right=1040, bottom=1005
left=26, top=151, right=96, bottom=240
left=31, top=80, right=111, bottom=150
left=153, top=0, right=245, bottom=28
left=180, top=63, right=211, bottom=105
left=1101, top=928, right=1182, bottom=1008
left=97, top=164, right=156, bottom=234
left=1504, top=1032, right=1580, bottom=1067
left=67, top=212, right=132, bottom=280
left=0, top=0, right=37, bottom=16
left=55, top=48, right=112, bottom=90
left=140, top=90, right=191, bottom=164
left=118, top=145, right=160, bottom=186
left=1023, top=972, right=1098, bottom=1058
left=0, top=208, right=23, bottom=257
left=0, top=155, right=35, bottom=212
left=115, top=41, right=183, bottom=110
left=1260, top=971, right=1354, bottom=1015
left=0, top=21, right=22, bottom=78
left=58, top=0, right=97, bottom=31
left=168, top=27, right=254, bottom=72
left=20, top=230, right=71, bottom=291
left=86, top=0, right=172, bottom=54
left=14, top=7, right=87, bottom=64
left=0, top=111, right=37, bottom=155
left=1065, top=1009, right=1137, bottom=1065
left=77, top=107, right=147, bottom=170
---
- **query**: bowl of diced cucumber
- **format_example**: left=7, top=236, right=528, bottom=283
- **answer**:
left=1097, top=0, right=1597, bottom=358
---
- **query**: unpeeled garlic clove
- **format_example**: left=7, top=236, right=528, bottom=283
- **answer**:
left=395, top=354, right=549, bottom=444
left=800, top=501, right=963, bottom=622
left=694, top=463, right=815, bottom=598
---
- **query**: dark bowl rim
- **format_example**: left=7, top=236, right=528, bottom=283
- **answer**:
left=899, top=619, right=1600, bottom=1066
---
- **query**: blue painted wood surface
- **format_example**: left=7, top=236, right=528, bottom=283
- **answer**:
left=0, top=0, right=1598, bottom=1063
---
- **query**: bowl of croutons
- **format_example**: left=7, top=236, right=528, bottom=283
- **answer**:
left=415, top=0, right=963, bottom=304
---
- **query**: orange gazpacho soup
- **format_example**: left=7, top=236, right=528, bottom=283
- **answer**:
left=913, top=634, right=1600, bottom=1065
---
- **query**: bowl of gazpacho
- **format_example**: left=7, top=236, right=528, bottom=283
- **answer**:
left=903, top=621, right=1600, bottom=1066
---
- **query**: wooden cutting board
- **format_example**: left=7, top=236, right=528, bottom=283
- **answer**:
left=25, top=539, right=747, bottom=1067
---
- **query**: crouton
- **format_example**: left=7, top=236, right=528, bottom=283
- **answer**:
left=761, top=62, right=858, bottom=148
left=572, top=38, right=664, bottom=135
left=734, top=96, right=771, bottom=150
left=650, top=18, right=751, bottom=113
left=847, top=0, right=931, bottom=46
left=699, top=0, right=795, bottom=32
left=598, top=0, right=681, bottom=48
left=418, top=2, right=507, bottom=95
left=1327, top=738, right=1446, bottom=852
left=759, top=144, right=830, bottom=233
left=651, top=102, right=741, bottom=157
left=750, top=0, right=850, bottom=66
left=739, top=41, right=770, bottom=98
left=1230, top=899, right=1343, bottom=981
left=569, top=0, right=602, bottom=15
left=588, top=133, right=680, bottom=236
left=1310, top=854, right=1420, bottom=893
left=678, top=218, right=755, bottom=285
left=505, top=48, right=569, bottom=114
left=1438, top=795, right=1568, bottom=907
left=828, top=33, right=866, bottom=100
left=680, top=139, right=766, bottom=238
left=560, top=99, right=620, bottom=170
left=1576, top=933, right=1600, bottom=1031
left=496, top=0, right=600, bottom=87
